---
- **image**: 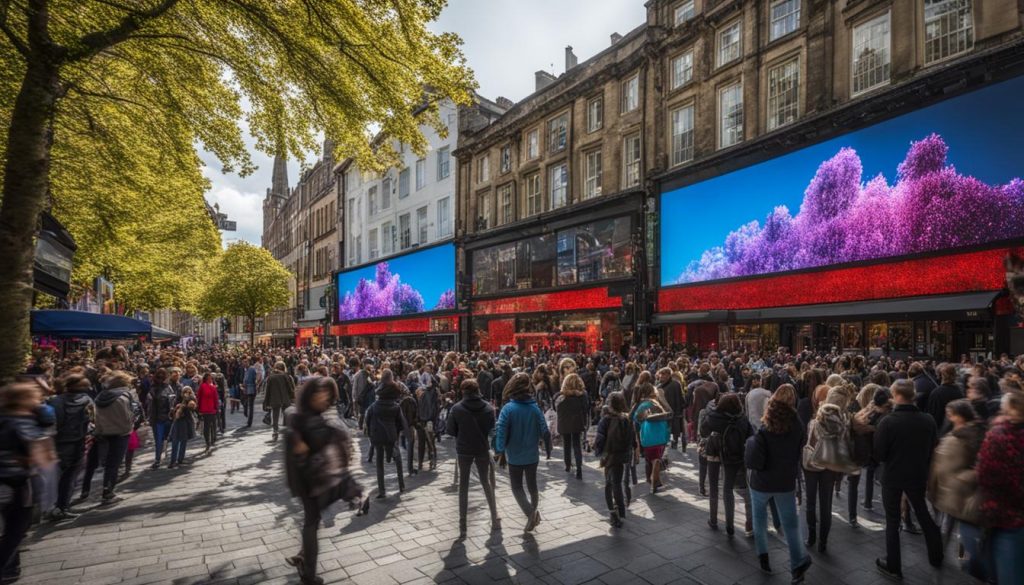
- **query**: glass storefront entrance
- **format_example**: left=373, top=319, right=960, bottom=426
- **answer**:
left=472, top=311, right=629, bottom=354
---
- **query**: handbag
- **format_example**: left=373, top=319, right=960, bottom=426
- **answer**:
left=263, top=411, right=272, bottom=426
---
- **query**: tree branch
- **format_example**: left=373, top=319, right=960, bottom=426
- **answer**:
left=0, top=0, right=29, bottom=58
left=64, top=0, right=180, bottom=63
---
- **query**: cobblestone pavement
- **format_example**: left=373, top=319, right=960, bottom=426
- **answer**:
left=16, top=410, right=977, bottom=585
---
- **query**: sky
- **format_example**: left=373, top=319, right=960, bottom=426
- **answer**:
left=202, top=0, right=647, bottom=247
left=336, top=242, right=456, bottom=316
left=660, top=74, right=1024, bottom=285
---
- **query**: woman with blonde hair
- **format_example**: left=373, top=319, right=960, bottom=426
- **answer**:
left=555, top=373, right=590, bottom=479
left=631, top=382, right=672, bottom=493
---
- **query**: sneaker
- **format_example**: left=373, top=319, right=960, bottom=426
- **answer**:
left=875, top=558, right=903, bottom=581
left=101, top=489, right=115, bottom=502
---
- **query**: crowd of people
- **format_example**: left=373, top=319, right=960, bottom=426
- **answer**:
left=1, top=343, right=1022, bottom=585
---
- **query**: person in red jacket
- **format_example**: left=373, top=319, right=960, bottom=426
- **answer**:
left=196, top=373, right=220, bottom=453
left=975, top=389, right=1024, bottom=584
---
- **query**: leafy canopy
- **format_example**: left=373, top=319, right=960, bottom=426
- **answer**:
left=197, top=241, right=290, bottom=321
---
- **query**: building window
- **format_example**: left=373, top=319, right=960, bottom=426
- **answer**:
left=381, top=177, right=391, bottom=209
left=547, top=113, right=569, bottom=153
left=368, top=228, right=379, bottom=260
left=769, top=0, right=800, bottom=41
left=355, top=235, right=361, bottom=264
left=436, top=146, right=450, bottom=180
left=670, top=104, right=694, bottom=166
left=399, top=213, right=411, bottom=249
left=587, top=96, right=603, bottom=132
left=437, top=196, right=451, bottom=237
left=925, top=0, right=973, bottom=64
left=621, top=75, right=639, bottom=113
left=584, top=150, right=602, bottom=199
left=382, top=221, right=393, bottom=255
left=852, top=12, right=891, bottom=96
left=477, top=192, right=491, bottom=230
left=670, top=50, right=694, bottom=90
left=415, top=158, right=426, bottom=190
left=526, top=129, right=539, bottom=159
left=498, top=184, right=513, bottom=225
left=623, top=134, right=641, bottom=188
left=525, top=173, right=542, bottom=217
left=477, top=156, right=490, bottom=183
left=717, top=21, right=742, bottom=67
left=549, top=163, right=568, bottom=210
left=767, top=58, right=800, bottom=131
left=398, top=168, right=410, bottom=198
left=500, top=145, right=511, bottom=173
left=368, top=186, right=378, bottom=215
left=417, top=206, right=428, bottom=245
left=674, top=0, right=695, bottom=25
left=719, top=82, right=744, bottom=149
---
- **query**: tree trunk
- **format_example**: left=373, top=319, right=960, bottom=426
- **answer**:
left=249, top=315, right=255, bottom=347
left=0, top=58, right=61, bottom=381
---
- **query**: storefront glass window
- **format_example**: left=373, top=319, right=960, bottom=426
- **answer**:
left=557, top=228, right=577, bottom=285
left=868, top=321, right=888, bottom=356
left=841, top=322, right=863, bottom=351
left=718, top=323, right=780, bottom=352
left=888, top=321, right=913, bottom=353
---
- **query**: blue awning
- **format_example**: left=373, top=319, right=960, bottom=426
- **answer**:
left=31, top=310, right=153, bottom=340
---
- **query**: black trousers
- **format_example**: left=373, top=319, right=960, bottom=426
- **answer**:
left=374, top=443, right=404, bottom=495
left=604, top=464, right=630, bottom=516
left=56, top=441, right=84, bottom=511
left=847, top=472, right=861, bottom=521
left=300, top=496, right=320, bottom=579
left=82, top=441, right=100, bottom=497
left=271, top=406, right=283, bottom=433
left=244, top=394, right=256, bottom=426
left=698, top=454, right=708, bottom=491
left=863, top=464, right=877, bottom=506
left=97, top=435, right=129, bottom=492
left=562, top=432, right=582, bottom=471
left=708, top=461, right=750, bottom=530
left=805, top=469, right=837, bottom=544
left=457, top=454, right=497, bottom=528
left=882, top=484, right=943, bottom=573
left=201, top=414, right=218, bottom=447
left=0, top=480, right=31, bottom=577
left=508, top=463, right=539, bottom=519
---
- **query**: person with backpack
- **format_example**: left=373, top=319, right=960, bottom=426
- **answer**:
left=631, top=382, right=671, bottom=494
left=698, top=392, right=753, bottom=537
left=745, top=384, right=812, bottom=582
left=593, top=391, right=636, bottom=528
left=147, top=368, right=176, bottom=469
left=93, top=371, right=137, bottom=501
left=555, top=373, right=589, bottom=480
left=364, top=379, right=410, bottom=498
left=446, top=379, right=499, bottom=539
left=48, top=373, right=93, bottom=520
left=415, top=378, right=440, bottom=472
left=263, top=362, right=296, bottom=442
left=494, top=372, right=550, bottom=533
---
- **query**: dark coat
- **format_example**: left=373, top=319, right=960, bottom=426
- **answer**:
left=477, top=370, right=494, bottom=402
left=555, top=393, right=589, bottom=435
left=489, top=375, right=508, bottom=404
left=148, top=383, right=176, bottom=426
left=660, top=379, right=686, bottom=434
left=874, top=404, right=937, bottom=490
left=594, top=409, right=636, bottom=468
left=285, top=412, right=355, bottom=503
left=913, top=374, right=938, bottom=412
left=926, top=383, right=963, bottom=430
left=745, top=411, right=805, bottom=493
left=580, top=370, right=599, bottom=401
left=263, top=372, right=295, bottom=409
left=365, top=398, right=410, bottom=445
left=446, top=395, right=495, bottom=457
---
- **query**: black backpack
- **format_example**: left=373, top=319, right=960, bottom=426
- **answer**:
left=54, top=396, right=90, bottom=444
left=720, top=419, right=746, bottom=466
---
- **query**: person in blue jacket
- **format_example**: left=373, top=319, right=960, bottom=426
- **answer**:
left=494, top=372, right=550, bottom=533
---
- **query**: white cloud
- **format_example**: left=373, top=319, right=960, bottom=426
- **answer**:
left=203, top=174, right=265, bottom=247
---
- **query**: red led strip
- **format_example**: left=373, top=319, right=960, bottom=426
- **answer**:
left=472, top=286, right=623, bottom=316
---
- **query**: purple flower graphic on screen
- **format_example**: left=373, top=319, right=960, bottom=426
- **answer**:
left=338, top=261, right=455, bottom=320
left=675, top=134, right=1024, bottom=284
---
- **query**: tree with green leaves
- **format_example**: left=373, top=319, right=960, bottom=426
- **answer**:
left=198, top=242, right=290, bottom=346
left=0, top=0, right=474, bottom=379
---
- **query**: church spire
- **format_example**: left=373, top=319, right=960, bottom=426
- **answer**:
left=270, top=153, right=289, bottom=198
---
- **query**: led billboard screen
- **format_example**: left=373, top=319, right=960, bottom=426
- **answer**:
left=660, top=76, right=1024, bottom=287
left=336, top=243, right=455, bottom=321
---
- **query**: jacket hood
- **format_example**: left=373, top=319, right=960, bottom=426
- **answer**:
left=461, top=395, right=490, bottom=412
left=602, top=404, right=627, bottom=418
left=511, top=397, right=537, bottom=406
left=709, top=407, right=741, bottom=424
left=95, top=387, right=130, bottom=408
left=62, top=392, right=92, bottom=406
left=816, top=403, right=847, bottom=437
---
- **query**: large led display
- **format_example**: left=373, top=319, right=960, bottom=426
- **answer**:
left=660, top=76, right=1024, bottom=287
left=336, top=243, right=455, bottom=321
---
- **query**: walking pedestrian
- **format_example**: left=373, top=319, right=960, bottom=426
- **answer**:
left=555, top=373, right=589, bottom=480
left=197, top=372, right=219, bottom=452
left=263, top=362, right=296, bottom=442
left=658, top=367, right=686, bottom=451
left=147, top=368, right=176, bottom=469
left=167, top=387, right=197, bottom=468
left=92, top=372, right=136, bottom=501
left=494, top=372, right=550, bottom=533
left=48, top=372, right=93, bottom=520
left=593, top=391, right=635, bottom=528
left=975, top=389, right=1024, bottom=584
left=874, top=379, right=943, bottom=580
left=699, top=392, right=752, bottom=536
left=447, top=379, right=499, bottom=538
left=364, top=379, right=409, bottom=498
left=632, top=382, right=671, bottom=494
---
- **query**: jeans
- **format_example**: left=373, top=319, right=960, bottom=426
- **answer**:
left=0, top=480, right=32, bottom=577
left=881, top=484, right=943, bottom=573
left=562, top=432, right=582, bottom=472
left=374, top=443, right=404, bottom=495
left=201, top=414, right=217, bottom=447
left=301, top=496, right=321, bottom=578
left=751, top=489, right=808, bottom=571
left=958, top=521, right=987, bottom=581
left=152, top=420, right=171, bottom=464
left=56, top=441, right=84, bottom=511
left=98, top=435, right=129, bottom=491
left=804, top=469, right=837, bottom=544
left=508, top=463, right=539, bottom=519
left=457, top=454, right=497, bottom=528
left=170, top=438, right=188, bottom=464
left=604, top=464, right=630, bottom=516
left=990, top=526, right=1024, bottom=584
left=708, top=461, right=751, bottom=531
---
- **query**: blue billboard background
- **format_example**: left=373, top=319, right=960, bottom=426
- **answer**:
left=337, top=243, right=455, bottom=321
left=660, top=75, right=1024, bottom=286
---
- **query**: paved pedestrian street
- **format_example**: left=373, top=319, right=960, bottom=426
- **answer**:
left=16, top=412, right=976, bottom=585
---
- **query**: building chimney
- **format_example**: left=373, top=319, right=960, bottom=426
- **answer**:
left=565, top=46, right=578, bottom=71
left=535, top=70, right=557, bottom=92
left=610, top=32, right=623, bottom=45
left=495, top=96, right=514, bottom=110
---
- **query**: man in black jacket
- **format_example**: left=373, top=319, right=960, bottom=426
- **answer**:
left=657, top=368, right=686, bottom=450
left=447, top=379, right=499, bottom=538
left=873, top=379, right=943, bottom=580
left=476, top=360, right=494, bottom=407
left=926, top=363, right=963, bottom=432
left=489, top=362, right=511, bottom=406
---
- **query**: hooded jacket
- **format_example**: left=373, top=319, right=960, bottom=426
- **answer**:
left=262, top=372, right=295, bottom=409
left=365, top=398, right=410, bottom=446
left=447, top=394, right=495, bottom=457
left=805, top=403, right=855, bottom=473
left=874, top=404, right=937, bottom=490
left=148, top=383, right=176, bottom=426
left=495, top=397, right=549, bottom=466
left=927, top=422, right=984, bottom=524
left=94, top=386, right=135, bottom=436
left=416, top=386, right=439, bottom=424
left=745, top=407, right=805, bottom=493
left=555, top=392, right=589, bottom=435
left=594, top=406, right=636, bottom=468
left=49, top=392, right=93, bottom=444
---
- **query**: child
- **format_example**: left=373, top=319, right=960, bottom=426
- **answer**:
left=168, top=387, right=197, bottom=468
left=594, top=391, right=636, bottom=527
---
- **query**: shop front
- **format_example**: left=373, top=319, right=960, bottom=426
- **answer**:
left=331, top=315, right=460, bottom=350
